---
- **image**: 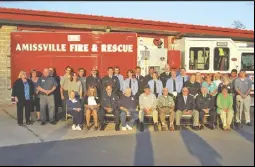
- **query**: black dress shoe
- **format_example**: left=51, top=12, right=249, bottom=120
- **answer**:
left=26, top=121, right=31, bottom=125
left=175, top=125, right=180, bottom=131
left=41, top=122, right=46, bottom=126
left=115, top=124, right=120, bottom=131
left=246, top=123, right=252, bottom=126
left=211, top=124, right=216, bottom=130
left=18, top=123, right=24, bottom=126
left=50, top=121, right=57, bottom=125
left=140, top=122, right=144, bottom=132
left=154, top=123, right=159, bottom=132
left=193, top=126, right=200, bottom=131
left=100, top=124, right=105, bottom=131
left=200, top=125, right=204, bottom=130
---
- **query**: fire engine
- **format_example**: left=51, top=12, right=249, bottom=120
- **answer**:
left=11, top=32, right=254, bottom=106
left=137, top=37, right=254, bottom=106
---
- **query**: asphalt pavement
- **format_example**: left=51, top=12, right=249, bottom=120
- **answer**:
left=0, top=105, right=254, bottom=166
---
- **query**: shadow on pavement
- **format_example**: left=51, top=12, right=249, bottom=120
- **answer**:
left=234, top=125, right=254, bottom=144
left=181, top=129, right=222, bottom=166
left=134, top=131, right=154, bottom=166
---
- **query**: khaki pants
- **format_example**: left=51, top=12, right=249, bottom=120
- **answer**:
left=175, top=110, right=199, bottom=126
left=139, top=109, right=158, bottom=123
left=158, top=107, right=175, bottom=126
left=219, top=109, right=234, bottom=127
left=236, top=95, right=251, bottom=124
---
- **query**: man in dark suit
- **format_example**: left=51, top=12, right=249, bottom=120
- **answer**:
left=135, top=66, right=144, bottom=99
left=101, top=67, right=120, bottom=95
left=143, top=66, right=154, bottom=89
left=175, top=87, right=199, bottom=131
left=160, top=64, right=171, bottom=88
left=86, top=67, right=102, bottom=96
left=196, top=86, right=217, bottom=130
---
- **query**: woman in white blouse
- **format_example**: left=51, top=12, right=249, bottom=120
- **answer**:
left=84, top=85, right=100, bottom=131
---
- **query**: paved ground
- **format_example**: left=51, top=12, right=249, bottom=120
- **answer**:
left=0, top=105, right=254, bottom=166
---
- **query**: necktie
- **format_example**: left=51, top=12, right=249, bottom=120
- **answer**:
left=173, top=79, right=176, bottom=92
left=137, top=75, right=139, bottom=80
left=129, top=79, right=132, bottom=88
left=183, top=77, right=185, bottom=85
left=154, top=80, right=157, bottom=94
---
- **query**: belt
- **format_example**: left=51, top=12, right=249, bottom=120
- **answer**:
left=40, top=93, right=53, bottom=96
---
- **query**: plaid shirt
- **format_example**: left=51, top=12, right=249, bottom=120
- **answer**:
left=157, top=95, right=175, bottom=108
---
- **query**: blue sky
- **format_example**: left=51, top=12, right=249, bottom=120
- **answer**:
left=0, top=1, right=254, bottom=30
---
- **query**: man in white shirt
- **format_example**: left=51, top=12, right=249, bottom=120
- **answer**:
left=139, top=85, right=159, bottom=132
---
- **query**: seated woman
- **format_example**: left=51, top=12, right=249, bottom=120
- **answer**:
left=217, top=86, right=234, bottom=131
left=67, top=90, right=83, bottom=130
left=84, top=85, right=100, bottom=131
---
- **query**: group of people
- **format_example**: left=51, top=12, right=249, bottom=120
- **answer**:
left=11, top=64, right=252, bottom=132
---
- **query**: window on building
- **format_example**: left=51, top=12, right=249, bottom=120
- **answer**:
left=189, top=47, right=210, bottom=70
left=214, top=47, right=230, bottom=71
left=241, top=53, right=254, bottom=71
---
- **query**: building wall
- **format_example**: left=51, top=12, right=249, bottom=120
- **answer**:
left=0, top=25, right=17, bottom=104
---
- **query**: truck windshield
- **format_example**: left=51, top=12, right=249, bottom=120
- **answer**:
left=241, top=53, right=254, bottom=71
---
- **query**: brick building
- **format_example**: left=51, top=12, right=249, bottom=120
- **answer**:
left=0, top=7, right=254, bottom=104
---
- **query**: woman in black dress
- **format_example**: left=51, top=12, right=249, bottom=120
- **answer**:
left=12, top=70, right=34, bottom=126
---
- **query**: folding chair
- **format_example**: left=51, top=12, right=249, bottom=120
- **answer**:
left=65, top=103, right=73, bottom=128
left=216, top=114, right=235, bottom=130
left=180, top=114, right=193, bottom=127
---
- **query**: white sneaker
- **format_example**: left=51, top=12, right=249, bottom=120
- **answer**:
left=126, top=125, right=133, bottom=130
left=122, top=127, right=127, bottom=131
left=72, top=124, right=76, bottom=130
left=76, top=125, right=82, bottom=131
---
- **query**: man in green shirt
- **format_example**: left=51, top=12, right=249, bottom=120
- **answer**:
left=157, top=88, right=175, bottom=131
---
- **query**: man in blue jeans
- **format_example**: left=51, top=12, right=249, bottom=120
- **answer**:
left=119, top=88, right=139, bottom=131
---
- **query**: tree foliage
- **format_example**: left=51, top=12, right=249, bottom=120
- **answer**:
left=232, top=20, right=246, bottom=29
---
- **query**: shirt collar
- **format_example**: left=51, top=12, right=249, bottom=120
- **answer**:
left=69, top=98, right=78, bottom=103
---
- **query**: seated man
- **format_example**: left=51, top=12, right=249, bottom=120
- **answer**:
left=217, top=86, right=234, bottom=131
left=99, top=85, right=120, bottom=131
left=175, top=87, right=199, bottom=131
left=66, top=90, right=83, bottom=131
left=139, top=85, right=159, bottom=132
left=157, top=88, right=175, bottom=131
left=119, top=88, right=139, bottom=131
left=196, top=86, right=217, bottom=130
